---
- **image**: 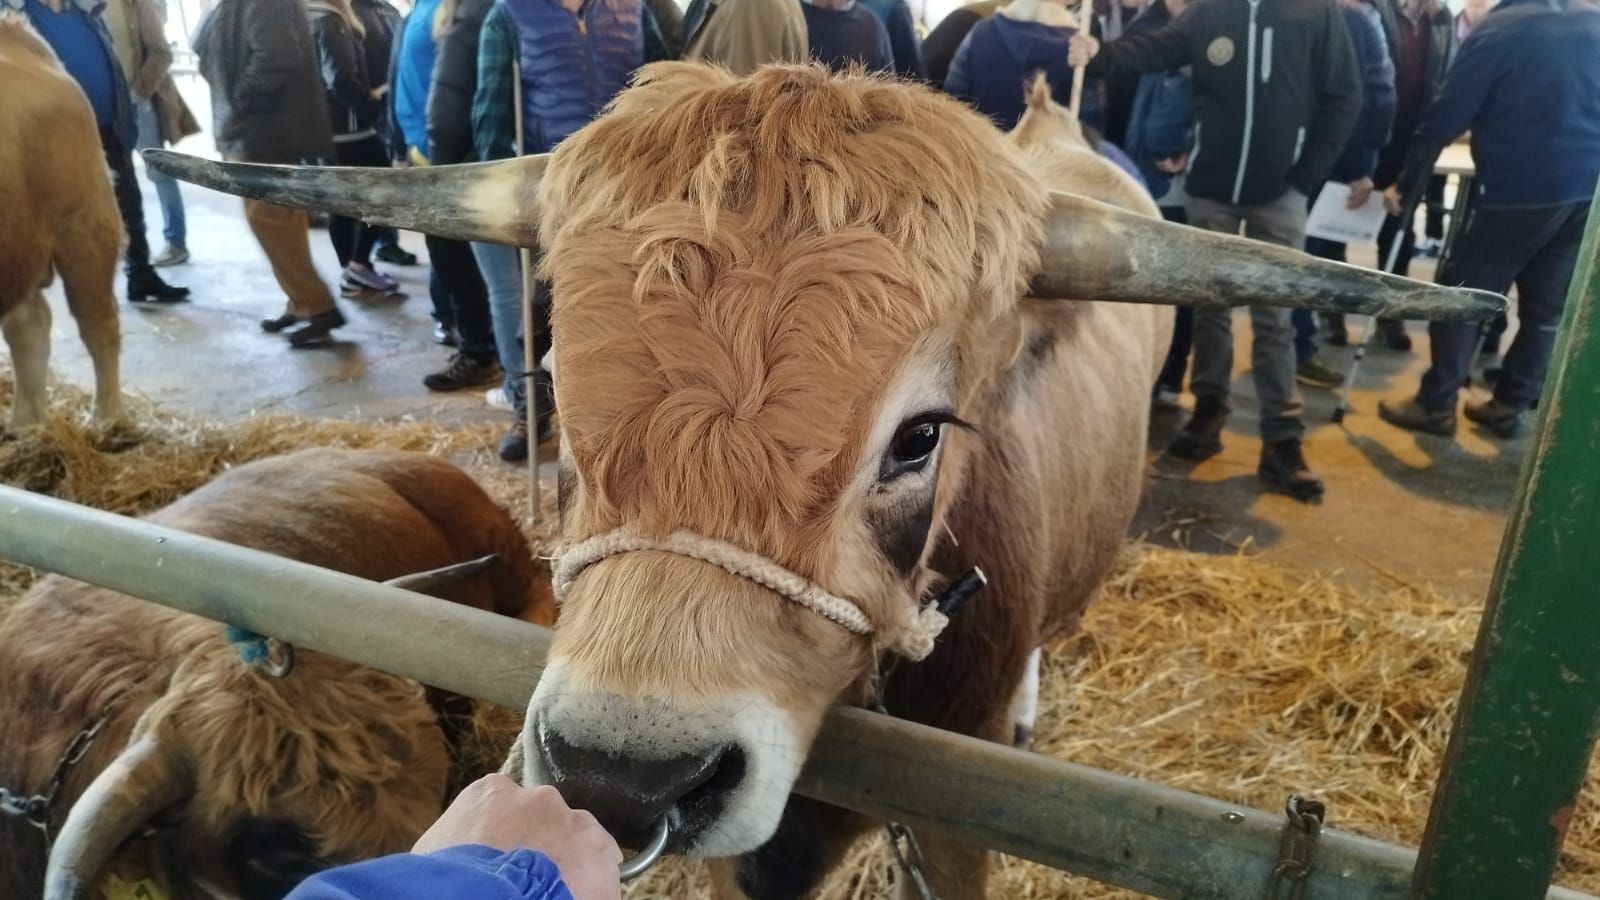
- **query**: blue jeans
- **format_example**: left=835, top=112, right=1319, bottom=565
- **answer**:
left=470, top=242, right=525, bottom=401
left=135, top=101, right=185, bottom=249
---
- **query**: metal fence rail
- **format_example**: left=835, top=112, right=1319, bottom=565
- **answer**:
left=0, top=487, right=1589, bottom=900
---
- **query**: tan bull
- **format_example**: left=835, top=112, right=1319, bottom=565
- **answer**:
left=143, top=64, right=1502, bottom=899
left=0, top=14, right=122, bottom=429
left=0, top=449, right=550, bottom=900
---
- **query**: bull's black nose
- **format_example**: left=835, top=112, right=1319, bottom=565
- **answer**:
left=536, top=717, right=738, bottom=846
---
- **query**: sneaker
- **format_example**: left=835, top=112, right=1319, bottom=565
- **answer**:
left=432, top=322, right=458, bottom=347
left=1259, top=438, right=1324, bottom=503
left=1295, top=356, right=1343, bottom=389
left=375, top=243, right=419, bottom=266
left=343, top=263, right=400, bottom=294
left=1322, top=313, right=1349, bottom=347
left=286, top=308, right=347, bottom=347
left=485, top=385, right=513, bottom=410
left=127, top=269, right=190, bottom=303
left=1464, top=397, right=1526, bottom=439
left=1152, top=384, right=1182, bottom=408
left=1376, top=319, right=1412, bottom=352
left=1168, top=396, right=1229, bottom=461
left=152, top=244, right=189, bottom=267
left=423, top=353, right=500, bottom=392
left=1414, top=238, right=1442, bottom=259
left=498, top=414, right=529, bottom=462
left=1377, top=398, right=1457, bottom=437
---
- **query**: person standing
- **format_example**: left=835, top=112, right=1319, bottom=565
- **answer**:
left=680, top=0, right=807, bottom=74
left=858, top=0, right=926, bottom=79
left=103, top=0, right=199, bottom=267
left=193, top=0, right=347, bottom=344
left=944, top=0, right=1107, bottom=132
left=800, top=0, right=895, bottom=73
left=1071, top=0, right=1362, bottom=502
left=13, top=0, right=190, bottom=303
left=1378, top=0, right=1600, bottom=440
left=923, top=0, right=1000, bottom=84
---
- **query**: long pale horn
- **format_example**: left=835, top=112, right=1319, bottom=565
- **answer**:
left=1030, top=191, right=1505, bottom=321
left=44, top=738, right=193, bottom=900
left=384, top=555, right=499, bottom=596
left=140, top=151, right=549, bottom=247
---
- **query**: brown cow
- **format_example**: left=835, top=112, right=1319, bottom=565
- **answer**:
left=0, top=14, right=122, bottom=429
left=0, top=449, right=549, bottom=900
left=140, top=64, right=1501, bottom=900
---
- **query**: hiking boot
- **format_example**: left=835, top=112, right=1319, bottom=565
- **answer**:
left=1464, top=397, right=1526, bottom=439
left=342, top=263, right=400, bottom=294
left=1322, top=313, right=1349, bottom=347
left=152, top=244, right=189, bottom=267
left=1295, top=356, right=1343, bottom=389
left=1376, top=318, right=1412, bottom=352
left=1259, top=438, right=1324, bottom=503
left=1378, top=398, right=1457, bottom=437
left=1168, top=396, right=1228, bottom=461
left=423, top=353, right=500, bottom=392
left=127, top=269, right=190, bottom=303
left=498, top=414, right=529, bottom=462
left=286, top=309, right=346, bottom=347
left=375, top=242, right=419, bottom=266
left=530, top=367, right=556, bottom=444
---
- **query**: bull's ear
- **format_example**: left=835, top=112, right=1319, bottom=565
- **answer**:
left=140, top=151, right=550, bottom=248
left=1028, top=191, right=1506, bottom=321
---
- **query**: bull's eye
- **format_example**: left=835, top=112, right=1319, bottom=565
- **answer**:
left=881, top=411, right=966, bottom=481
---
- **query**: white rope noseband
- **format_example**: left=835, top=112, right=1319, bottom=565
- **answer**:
left=552, top=530, right=950, bottom=661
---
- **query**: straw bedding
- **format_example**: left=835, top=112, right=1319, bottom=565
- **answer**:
left=1, top=378, right=1594, bottom=898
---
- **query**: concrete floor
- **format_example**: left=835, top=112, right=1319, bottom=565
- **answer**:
left=37, top=156, right=1521, bottom=602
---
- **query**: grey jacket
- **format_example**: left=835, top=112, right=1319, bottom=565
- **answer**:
left=192, top=0, right=333, bottom=162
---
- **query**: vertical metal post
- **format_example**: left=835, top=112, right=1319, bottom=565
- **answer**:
left=1412, top=187, right=1600, bottom=898
left=512, top=61, right=543, bottom=524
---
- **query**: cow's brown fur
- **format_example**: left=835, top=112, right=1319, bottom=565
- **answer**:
left=530, top=64, right=1169, bottom=899
left=0, top=449, right=547, bottom=899
left=0, top=15, right=122, bottom=428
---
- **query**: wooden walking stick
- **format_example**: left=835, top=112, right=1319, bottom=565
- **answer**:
left=1069, top=0, right=1096, bottom=117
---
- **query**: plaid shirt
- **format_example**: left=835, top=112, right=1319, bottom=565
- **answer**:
left=471, top=2, right=520, bottom=162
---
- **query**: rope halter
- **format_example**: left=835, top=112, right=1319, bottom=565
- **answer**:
left=552, top=529, right=951, bottom=661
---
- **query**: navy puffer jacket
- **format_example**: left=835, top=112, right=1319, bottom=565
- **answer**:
left=505, top=0, right=643, bottom=154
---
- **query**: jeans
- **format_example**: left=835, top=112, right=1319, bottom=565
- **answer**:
left=100, top=126, right=154, bottom=279
left=135, top=101, right=185, bottom=249
left=470, top=242, right=525, bottom=399
left=425, top=235, right=496, bottom=362
left=1154, top=205, right=1194, bottom=391
left=1299, top=223, right=1349, bottom=364
left=1417, top=200, right=1588, bottom=412
left=1185, top=189, right=1308, bottom=442
left=328, top=136, right=389, bottom=269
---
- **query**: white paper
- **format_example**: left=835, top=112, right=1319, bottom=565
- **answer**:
left=1304, top=182, right=1389, bottom=245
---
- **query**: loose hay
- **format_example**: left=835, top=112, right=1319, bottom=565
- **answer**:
left=2, top=378, right=1596, bottom=898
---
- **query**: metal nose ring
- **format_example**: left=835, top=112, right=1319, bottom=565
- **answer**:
left=618, top=816, right=671, bottom=882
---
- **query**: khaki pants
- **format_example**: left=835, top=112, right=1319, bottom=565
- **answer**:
left=240, top=195, right=336, bottom=318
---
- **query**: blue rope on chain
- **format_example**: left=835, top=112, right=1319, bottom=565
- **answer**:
left=224, top=624, right=269, bottom=664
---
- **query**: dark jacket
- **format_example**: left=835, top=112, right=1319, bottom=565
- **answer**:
left=426, top=0, right=493, bottom=165
left=193, top=0, right=334, bottom=162
left=1329, top=0, right=1394, bottom=183
left=307, top=3, right=382, bottom=141
left=1102, top=0, right=1171, bottom=146
left=802, top=1, right=896, bottom=74
left=1125, top=67, right=1195, bottom=199
left=858, top=0, right=927, bottom=79
left=353, top=0, right=402, bottom=145
left=1373, top=0, right=1454, bottom=117
left=1087, top=0, right=1363, bottom=205
left=1396, top=0, right=1600, bottom=209
left=922, top=0, right=1000, bottom=84
left=504, top=0, right=646, bottom=154
left=944, top=2, right=1106, bottom=132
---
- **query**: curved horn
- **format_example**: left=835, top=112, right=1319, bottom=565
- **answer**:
left=44, top=737, right=194, bottom=900
left=1030, top=191, right=1506, bottom=321
left=140, top=151, right=549, bottom=247
left=384, top=555, right=500, bottom=596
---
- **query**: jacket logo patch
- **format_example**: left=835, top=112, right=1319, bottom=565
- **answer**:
left=1206, top=36, right=1235, bottom=66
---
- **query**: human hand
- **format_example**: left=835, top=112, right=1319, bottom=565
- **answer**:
left=414, top=775, right=623, bottom=900
left=1068, top=32, right=1101, bottom=68
left=1155, top=153, right=1189, bottom=174
left=1346, top=177, right=1375, bottom=210
left=1382, top=185, right=1403, bottom=216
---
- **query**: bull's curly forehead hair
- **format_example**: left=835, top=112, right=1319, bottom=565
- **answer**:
left=541, top=64, right=1046, bottom=554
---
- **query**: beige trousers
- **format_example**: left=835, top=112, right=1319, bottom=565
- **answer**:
left=240, top=195, right=336, bottom=318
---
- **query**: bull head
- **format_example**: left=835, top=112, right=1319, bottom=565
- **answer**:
left=143, top=63, right=1504, bottom=862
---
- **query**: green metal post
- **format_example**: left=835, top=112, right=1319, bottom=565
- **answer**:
left=1412, top=187, right=1600, bottom=898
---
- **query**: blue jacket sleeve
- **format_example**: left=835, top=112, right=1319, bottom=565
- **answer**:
left=941, top=31, right=974, bottom=99
left=886, top=2, right=926, bottom=80
left=285, top=845, right=574, bottom=900
left=1330, top=3, right=1396, bottom=183
left=1394, top=20, right=1499, bottom=197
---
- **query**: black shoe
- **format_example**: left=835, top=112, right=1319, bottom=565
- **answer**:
left=1377, top=319, right=1412, bottom=352
left=432, top=322, right=458, bottom=347
left=531, top=367, right=556, bottom=444
left=1168, top=396, right=1229, bottom=460
left=498, top=414, right=529, bottom=462
left=128, top=270, right=190, bottom=303
left=1295, top=356, right=1343, bottom=389
left=1322, top=313, right=1349, bottom=347
left=286, top=309, right=346, bottom=346
left=1377, top=398, right=1457, bottom=437
left=375, top=243, right=419, bottom=266
left=1259, top=438, right=1324, bottom=503
left=260, top=313, right=299, bottom=333
left=1464, top=397, right=1526, bottom=439
left=424, top=353, right=500, bottom=392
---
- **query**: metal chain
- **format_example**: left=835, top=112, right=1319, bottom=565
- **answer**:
left=1266, top=794, right=1326, bottom=900
left=0, top=718, right=106, bottom=852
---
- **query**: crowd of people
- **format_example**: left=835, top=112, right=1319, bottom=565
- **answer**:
left=13, top=0, right=1600, bottom=489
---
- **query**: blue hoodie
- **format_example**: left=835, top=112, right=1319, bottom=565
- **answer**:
left=943, top=1, right=1104, bottom=132
left=1329, top=0, right=1395, bottom=184
left=286, top=845, right=572, bottom=900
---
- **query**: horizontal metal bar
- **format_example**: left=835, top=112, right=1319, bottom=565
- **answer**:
left=0, top=486, right=1588, bottom=900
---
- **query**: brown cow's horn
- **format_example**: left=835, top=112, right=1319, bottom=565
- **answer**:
left=384, top=555, right=499, bottom=596
left=1030, top=191, right=1506, bottom=321
left=139, top=150, right=549, bottom=247
left=44, top=737, right=193, bottom=900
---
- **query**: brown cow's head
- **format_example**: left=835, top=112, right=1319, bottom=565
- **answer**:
left=141, top=63, right=1504, bottom=858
